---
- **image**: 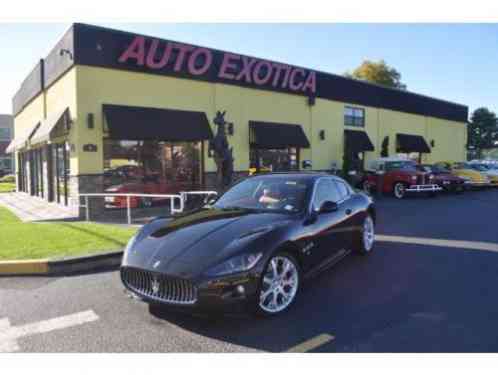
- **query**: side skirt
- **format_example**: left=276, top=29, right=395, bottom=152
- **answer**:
left=303, top=249, right=352, bottom=280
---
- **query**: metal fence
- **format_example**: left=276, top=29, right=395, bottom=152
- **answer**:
left=79, top=190, right=218, bottom=225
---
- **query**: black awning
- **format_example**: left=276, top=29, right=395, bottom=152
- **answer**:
left=344, top=130, right=375, bottom=152
left=103, top=104, right=213, bottom=142
left=396, top=133, right=431, bottom=153
left=249, top=121, right=310, bottom=149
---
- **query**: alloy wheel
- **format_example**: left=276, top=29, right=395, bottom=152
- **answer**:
left=394, top=183, right=406, bottom=199
left=363, top=216, right=375, bottom=252
left=259, top=255, right=299, bottom=314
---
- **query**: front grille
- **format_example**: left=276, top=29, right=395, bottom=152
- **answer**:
left=121, top=267, right=197, bottom=305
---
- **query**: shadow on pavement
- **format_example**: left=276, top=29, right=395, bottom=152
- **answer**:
left=148, top=242, right=498, bottom=352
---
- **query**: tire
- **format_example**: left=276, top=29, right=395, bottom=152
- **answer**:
left=362, top=180, right=372, bottom=194
left=353, top=214, right=375, bottom=255
left=393, top=182, right=407, bottom=199
left=140, top=197, right=153, bottom=208
left=254, top=252, right=300, bottom=317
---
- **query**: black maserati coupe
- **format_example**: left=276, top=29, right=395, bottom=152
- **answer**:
left=121, top=173, right=376, bottom=317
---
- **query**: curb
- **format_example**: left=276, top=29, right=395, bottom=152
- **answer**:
left=0, top=250, right=123, bottom=277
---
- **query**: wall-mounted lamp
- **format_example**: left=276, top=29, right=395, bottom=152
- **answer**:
left=59, top=48, right=74, bottom=60
left=430, top=139, right=435, bottom=148
left=87, top=113, right=94, bottom=129
left=227, top=122, right=234, bottom=136
left=319, top=130, right=326, bottom=140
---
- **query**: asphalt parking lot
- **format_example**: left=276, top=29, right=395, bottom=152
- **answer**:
left=1, top=188, right=498, bottom=352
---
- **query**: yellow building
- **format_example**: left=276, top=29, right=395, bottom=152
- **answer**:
left=7, top=23, right=468, bottom=216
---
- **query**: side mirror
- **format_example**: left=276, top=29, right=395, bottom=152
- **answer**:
left=319, top=201, right=338, bottom=214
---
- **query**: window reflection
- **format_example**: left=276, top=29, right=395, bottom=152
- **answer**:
left=103, top=140, right=202, bottom=208
left=249, top=148, right=299, bottom=174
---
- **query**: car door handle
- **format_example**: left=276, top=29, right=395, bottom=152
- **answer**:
left=345, top=208, right=352, bottom=215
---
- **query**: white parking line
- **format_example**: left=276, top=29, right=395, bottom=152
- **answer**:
left=0, top=310, right=99, bottom=353
left=287, top=333, right=335, bottom=352
left=376, top=235, right=498, bottom=253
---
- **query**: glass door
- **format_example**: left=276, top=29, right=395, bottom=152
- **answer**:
left=51, top=143, right=69, bottom=205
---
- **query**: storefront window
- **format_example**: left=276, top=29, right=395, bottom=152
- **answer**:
left=250, top=148, right=299, bottom=173
left=51, top=143, right=69, bottom=205
left=0, top=158, right=12, bottom=171
left=0, top=128, right=11, bottom=140
left=103, top=139, right=202, bottom=198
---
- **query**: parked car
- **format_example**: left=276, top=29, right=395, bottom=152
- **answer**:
left=120, top=172, right=376, bottom=317
left=105, top=175, right=192, bottom=208
left=434, top=161, right=490, bottom=189
left=416, top=164, right=466, bottom=193
left=468, top=162, right=498, bottom=187
left=361, top=157, right=441, bottom=199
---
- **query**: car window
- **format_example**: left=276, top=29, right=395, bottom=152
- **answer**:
left=312, top=178, right=341, bottom=210
left=214, top=176, right=312, bottom=214
left=334, top=180, right=350, bottom=201
left=385, top=161, right=416, bottom=171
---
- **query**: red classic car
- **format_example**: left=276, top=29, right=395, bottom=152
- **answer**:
left=362, top=157, right=442, bottom=199
left=104, top=176, right=192, bottom=209
left=416, top=164, right=466, bottom=193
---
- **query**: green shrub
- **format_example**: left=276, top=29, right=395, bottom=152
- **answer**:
left=0, top=174, right=15, bottom=183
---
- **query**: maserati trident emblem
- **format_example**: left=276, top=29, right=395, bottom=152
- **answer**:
left=151, top=277, right=160, bottom=295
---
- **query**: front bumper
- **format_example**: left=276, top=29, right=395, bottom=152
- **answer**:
left=464, top=180, right=492, bottom=188
left=120, top=266, right=262, bottom=313
left=439, top=180, right=465, bottom=191
left=405, top=184, right=442, bottom=193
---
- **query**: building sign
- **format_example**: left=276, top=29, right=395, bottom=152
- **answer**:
left=117, top=36, right=317, bottom=95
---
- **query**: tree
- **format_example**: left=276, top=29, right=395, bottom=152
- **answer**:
left=468, top=107, right=498, bottom=159
left=345, top=60, right=407, bottom=90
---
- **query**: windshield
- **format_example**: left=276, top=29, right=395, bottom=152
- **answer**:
left=385, top=161, right=416, bottom=171
left=453, top=162, right=471, bottom=170
left=429, top=165, right=449, bottom=174
left=471, top=164, right=489, bottom=172
left=213, top=176, right=313, bottom=214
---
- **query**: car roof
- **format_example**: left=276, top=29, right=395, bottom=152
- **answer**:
left=249, top=171, right=328, bottom=177
left=372, top=157, right=415, bottom=163
left=247, top=171, right=337, bottom=182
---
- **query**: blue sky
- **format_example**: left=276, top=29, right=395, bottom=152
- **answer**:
left=1, top=23, right=497, bottom=117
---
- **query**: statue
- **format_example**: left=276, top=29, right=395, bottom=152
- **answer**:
left=210, top=111, right=234, bottom=191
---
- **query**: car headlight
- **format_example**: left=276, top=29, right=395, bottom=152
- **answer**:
left=205, top=252, right=263, bottom=276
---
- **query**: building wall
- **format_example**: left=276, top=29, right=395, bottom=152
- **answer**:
left=12, top=64, right=468, bottom=199
left=75, top=65, right=216, bottom=175
left=426, top=117, right=467, bottom=162
left=13, top=67, right=77, bottom=198
left=75, top=65, right=467, bottom=176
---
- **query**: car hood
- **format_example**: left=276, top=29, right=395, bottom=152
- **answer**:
left=483, top=170, right=498, bottom=177
left=433, top=173, right=462, bottom=181
left=124, top=208, right=293, bottom=278
left=454, top=169, right=486, bottom=182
